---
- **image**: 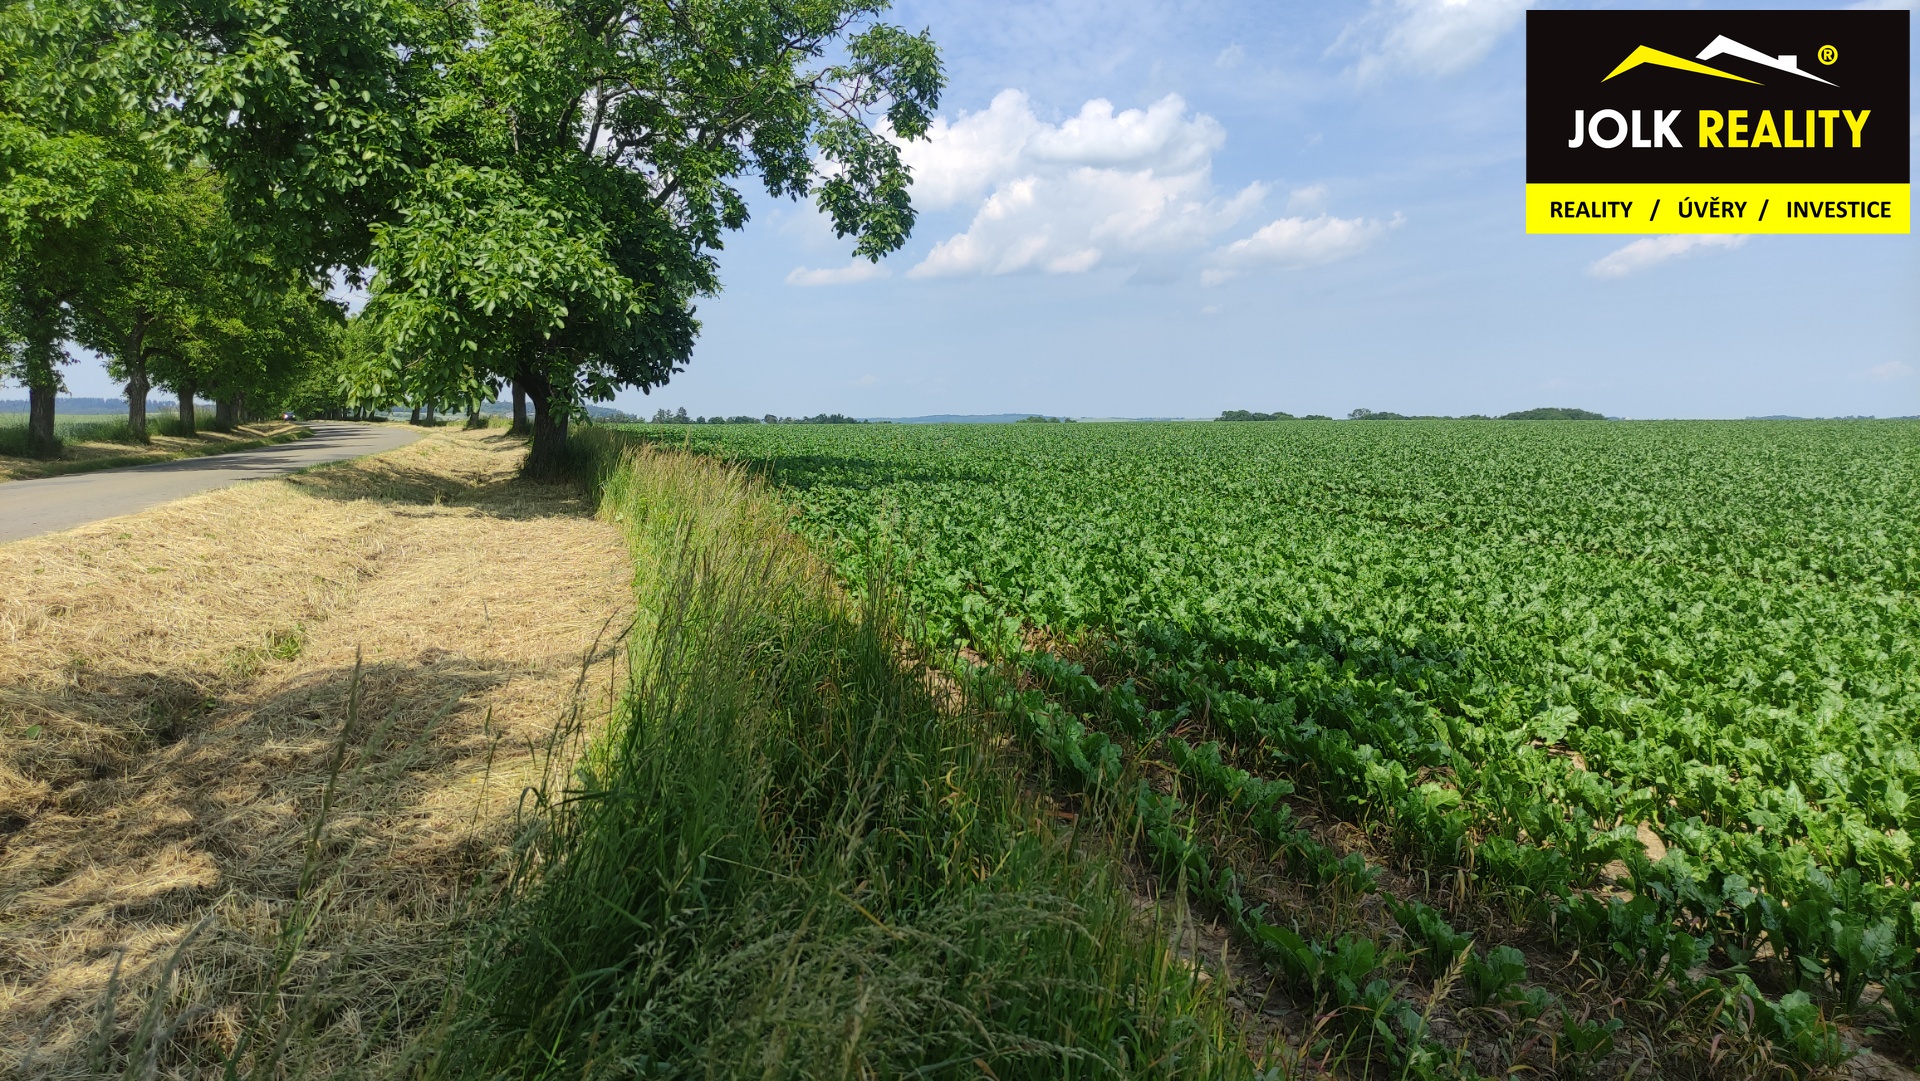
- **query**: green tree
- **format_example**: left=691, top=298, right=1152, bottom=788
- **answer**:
left=0, top=103, right=143, bottom=454
left=1, top=0, right=184, bottom=452
left=68, top=166, right=224, bottom=441
left=143, top=259, right=341, bottom=433
left=129, top=0, right=944, bottom=474
left=288, top=315, right=387, bottom=419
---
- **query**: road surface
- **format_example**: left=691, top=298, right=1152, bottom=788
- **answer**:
left=0, top=422, right=424, bottom=544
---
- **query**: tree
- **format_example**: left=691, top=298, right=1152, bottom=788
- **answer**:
left=281, top=319, right=368, bottom=419
left=127, top=0, right=944, bottom=475
left=0, top=0, right=177, bottom=454
left=0, top=114, right=143, bottom=455
left=68, top=166, right=227, bottom=441
left=123, top=226, right=344, bottom=434
left=1499, top=407, right=1606, bottom=420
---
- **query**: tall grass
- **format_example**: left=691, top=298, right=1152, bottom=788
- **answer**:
left=429, top=432, right=1254, bottom=1080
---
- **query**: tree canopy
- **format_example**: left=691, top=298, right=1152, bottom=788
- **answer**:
left=107, top=0, right=945, bottom=471
left=0, top=0, right=349, bottom=450
left=1499, top=407, right=1607, bottom=420
left=3, top=0, right=944, bottom=466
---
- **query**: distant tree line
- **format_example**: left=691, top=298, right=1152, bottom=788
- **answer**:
left=1217, top=408, right=1608, bottom=422
left=1347, top=409, right=1482, bottom=420
left=649, top=409, right=873, bottom=425
left=1348, top=407, right=1608, bottom=421
left=1216, top=410, right=1331, bottom=421
left=1016, top=414, right=1075, bottom=423
left=1497, top=407, right=1608, bottom=420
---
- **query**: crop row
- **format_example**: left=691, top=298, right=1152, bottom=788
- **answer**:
left=631, top=419, right=1920, bottom=1062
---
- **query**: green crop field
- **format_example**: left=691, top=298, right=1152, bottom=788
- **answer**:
left=630, top=418, right=1920, bottom=1070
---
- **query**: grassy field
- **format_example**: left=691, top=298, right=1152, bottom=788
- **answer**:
left=614, top=418, right=1920, bottom=1078
left=0, top=410, right=310, bottom=480
left=0, top=409, right=200, bottom=448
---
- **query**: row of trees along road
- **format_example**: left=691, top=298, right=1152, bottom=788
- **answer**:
left=0, top=46, right=340, bottom=451
left=0, top=0, right=944, bottom=472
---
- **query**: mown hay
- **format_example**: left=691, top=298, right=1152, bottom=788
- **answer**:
left=0, top=428, right=632, bottom=1079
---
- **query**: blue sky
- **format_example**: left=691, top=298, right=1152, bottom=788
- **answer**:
left=53, top=0, right=1920, bottom=418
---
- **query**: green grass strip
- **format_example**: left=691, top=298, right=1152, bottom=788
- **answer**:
left=425, top=432, right=1256, bottom=1080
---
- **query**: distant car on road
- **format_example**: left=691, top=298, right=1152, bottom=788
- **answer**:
left=281, top=412, right=298, bottom=421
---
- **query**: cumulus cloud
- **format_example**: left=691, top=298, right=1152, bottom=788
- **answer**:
left=898, top=90, right=1267, bottom=279
left=785, top=260, right=891, bottom=287
left=1866, top=360, right=1914, bottom=381
left=1587, top=235, right=1748, bottom=279
left=1338, top=0, right=1529, bottom=81
left=1202, top=214, right=1399, bottom=285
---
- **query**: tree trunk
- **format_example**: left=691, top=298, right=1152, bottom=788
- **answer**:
left=177, top=378, right=197, bottom=436
left=522, top=373, right=569, bottom=478
left=215, top=396, right=238, bottom=429
left=125, top=362, right=150, bottom=443
left=425, top=402, right=436, bottom=425
left=27, top=383, right=57, bottom=457
left=122, top=319, right=151, bottom=443
left=21, top=303, right=61, bottom=457
left=410, top=403, right=421, bottom=425
left=510, top=380, right=529, bottom=434
left=465, top=403, right=483, bottom=429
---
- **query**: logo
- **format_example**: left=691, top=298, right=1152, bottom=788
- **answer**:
left=1604, top=36, right=1835, bottom=86
left=1525, top=9, right=1908, bottom=235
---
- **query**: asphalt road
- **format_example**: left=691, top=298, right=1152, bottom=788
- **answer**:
left=0, top=422, right=424, bottom=544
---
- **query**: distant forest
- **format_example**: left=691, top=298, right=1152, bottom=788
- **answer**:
left=1217, top=407, right=1607, bottom=422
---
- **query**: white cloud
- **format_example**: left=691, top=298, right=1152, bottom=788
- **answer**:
left=1866, top=360, right=1914, bottom=381
left=1587, top=235, right=1748, bottom=279
left=1846, top=0, right=1911, bottom=9
left=899, top=90, right=1266, bottom=280
left=1338, top=0, right=1529, bottom=81
left=1215, top=44, right=1245, bottom=69
left=785, top=260, right=891, bottom=287
left=1202, top=213, right=1399, bottom=285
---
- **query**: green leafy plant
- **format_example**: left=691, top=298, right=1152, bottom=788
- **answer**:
left=1464, top=945, right=1529, bottom=1007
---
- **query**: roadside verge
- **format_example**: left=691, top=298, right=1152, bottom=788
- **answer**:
left=423, top=431, right=1257, bottom=1078
left=0, top=421, right=313, bottom=482
left=0, top=428, right=632, bottom=1078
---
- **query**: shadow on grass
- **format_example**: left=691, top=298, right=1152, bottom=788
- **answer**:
left=1, top=647, right=544, bottom=1077
left=281, top=431, right=596, bottom=522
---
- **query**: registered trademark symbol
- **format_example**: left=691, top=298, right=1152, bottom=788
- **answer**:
left=1818, top=44, right=1838, bottom=65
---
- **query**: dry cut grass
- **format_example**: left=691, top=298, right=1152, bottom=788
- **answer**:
left=0, top=427, right=633, bottom=1078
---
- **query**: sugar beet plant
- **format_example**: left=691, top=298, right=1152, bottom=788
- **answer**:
left=633, top=418, right=1920, bottom=1066
left=435, top=436, right=1254, bottom=1080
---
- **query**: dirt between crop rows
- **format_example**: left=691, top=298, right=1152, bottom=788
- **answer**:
left=0, top=428, right=633, bottom=1078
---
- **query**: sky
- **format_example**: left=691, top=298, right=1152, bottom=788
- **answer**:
left=44, top=0, right=1920, bottom=419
